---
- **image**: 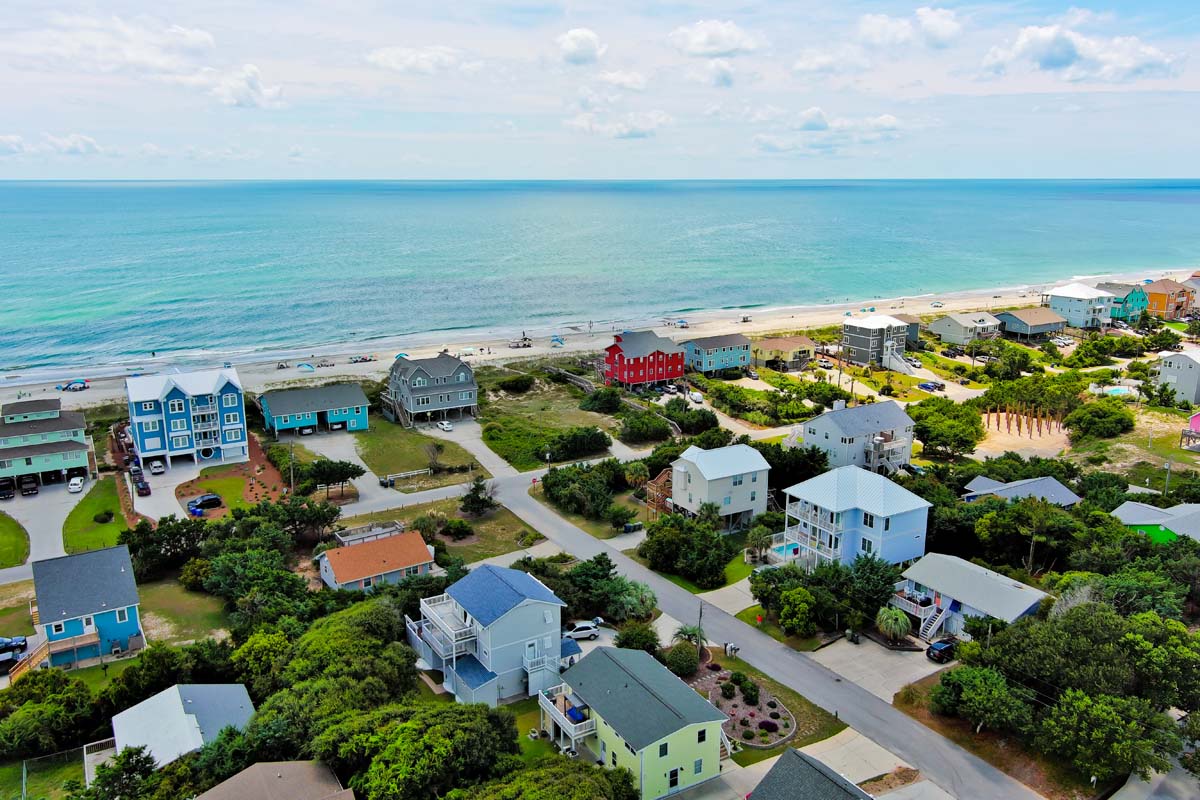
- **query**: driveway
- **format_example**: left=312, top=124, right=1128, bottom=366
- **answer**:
left=290, top=430, right=396, bottom=508
left=698, top=577, right=755, bottom=617
left=134, top=461, right=199, bottom=520
left=799, top=727, right=908, bottom=783
left=808, top=638, right=947, bottom=703
left=423, top=419, right=518, bottom=478
left=0, top=482, right=84, bottom=576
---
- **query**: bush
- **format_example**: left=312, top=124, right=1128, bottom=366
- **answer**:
left=766, top=699, right=777, bottom=709
left=665, top=642, right=699, bottom=677
left=729, top=671, right=748, bottom=687
left=497, top=374, right=535, bottom=393
left=580, top=387, right=623, bottom=413
left=93, top=509, right=115, bottom=524
left=720, top=682, right=737, bottom=699
left=740, top=681, right=760, bottom=706
left=619, top=411, right=672, bottom=444
left=769, top=711, right=780, bottom=720
left=739, top=717, right=750, bottom=727
left=442, top=519, right=475, bottom=541
left=614, top=622, right=660, bottom=655
left=707, top=662, right=723, bottom=672
left=757, top=720, right=779, bottom=733
left=880, top=384, right=895, bottom=396
left=742, top=729, right=755, bottom=740
left=546, top=426, right=612, bottom=461
left=178, top=557, right=211, bottom=591
left=1064, top=398, right=1135, bottom=442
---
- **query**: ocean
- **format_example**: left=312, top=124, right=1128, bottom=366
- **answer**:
left=2, top=180, right=1199, bottom=376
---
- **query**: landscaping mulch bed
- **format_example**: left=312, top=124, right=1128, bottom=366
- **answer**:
left=863, top=628, right=924, bottom=651
left=689, top=662, right=797, bottom=749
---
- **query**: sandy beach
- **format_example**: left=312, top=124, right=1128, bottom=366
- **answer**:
left=4, top=267, right=1187, bottom=411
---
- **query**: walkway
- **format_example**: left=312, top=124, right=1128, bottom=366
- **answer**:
left=0, top=483, right=86, bottom=583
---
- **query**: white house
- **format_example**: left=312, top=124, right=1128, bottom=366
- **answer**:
left=771, top=465, right=930, bottom=569
left=928, top=312, right=1001, bottom=346
left=671, top=444, right=770, bottom=530
left=1044, top=283, right=1114, bottom=329
left=785, top=401, right=914, bottom=474
left=112, top=684, right=254, bottom=767
left=891, top=553, right=1049, bottom=641
left=1156, top=351, right=1200, bottom=405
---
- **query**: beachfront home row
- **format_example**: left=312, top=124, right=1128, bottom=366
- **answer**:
left=670, top=444, right=770, bottom=530
left=125, top=367, right=248, bottom=468
left=539, top=647, right=728, bottom=800
left=841, top=316, right=912, bottom=373
left=681, top=333, right=751, bottom=374
left=1044, top=282, right=1113, bottom=329
left=383, top=353, right=478, bottom=427
left=994, top=308, right=1066, bottom=341
left=1155, top=351, right=1200, bottom=405
left=604, top=331, right=686, bottom=387
left=928, top=312, right=1000, bottom=345
left=260, top=383, right=369, bottom=436
left=785, top=400, right=914, bottom=474
left=113, top=683, right=255, bottom=767
left=317, top=525, right=440, bottom=590
left=751, top=336, right=816, bottom=371
left=1096, top=282, right=1149, bottom=321
left=0, top=399, right=93, bottom=491
left=1144, top=278, right=1195, bottom=321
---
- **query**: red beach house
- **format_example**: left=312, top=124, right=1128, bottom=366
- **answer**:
left=604, top=331, right=685, bottom=387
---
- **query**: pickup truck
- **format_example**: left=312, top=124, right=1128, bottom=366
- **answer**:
left=18, top=476, right=38, bottom=496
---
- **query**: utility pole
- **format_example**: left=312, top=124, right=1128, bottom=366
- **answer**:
left=289, top=439, right=295, bottom=495
left=1165, top=460, right=1173, bottom=494
left=696, top=602, right=704, bottom=663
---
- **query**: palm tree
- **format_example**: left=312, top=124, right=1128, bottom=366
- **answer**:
left=697, top=502, right=722, bottom=529
left=625, top=461, right=649, bottom=491
left=673, top=623, right=706, bottom=646
left=745, top=525, right=773, bottom=563
left=875, top=606, right=911, bottom=644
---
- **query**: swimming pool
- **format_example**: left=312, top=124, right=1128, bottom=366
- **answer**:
left=772, top=544, right=801, bottom=559
left=1105, top=386, right=1135, bottom=397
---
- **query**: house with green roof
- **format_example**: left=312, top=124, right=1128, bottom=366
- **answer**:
left=749, top=748, right=872, bottom=800
left=538, top=647, right=729, bottom=800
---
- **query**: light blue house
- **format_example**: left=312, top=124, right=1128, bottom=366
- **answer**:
left=31, top=546, right=143, bottom=668
left=125, top=368, right=248, bottom=469
left=771, top=465, right=930, bottom=569
left=259, top=384, right=369, bottom=436
left=682, top=334, right=752, bottom=374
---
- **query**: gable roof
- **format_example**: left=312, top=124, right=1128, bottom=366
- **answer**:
left=892, top=313, right=922, bottom=325
left=1096, top=282, right=1142, bottom=299
left=939, top=311, right=1001, bottom=327
left=126, top=368, right=241, bottom=403
left=1144, top=278, right=1192, bottom=294
left=318, top=530, right=434, bottom=584
left=996, top=307, right=1067, bottom=327
left=562, top=647, right=724, bottom=751
left=844, top=314, right=907, bottom=330
left=1, top=399, right=60, bottom=416
left=963, top=475, right=1006, bottom=494
left=962, top=476, right=1080, bottom=506
left=750, top=749, right=871, bottom=800
left=684, top=333, right=751, bottom=350
left=32, top=546, right=139, bottom=622
left=260, top=384, right=368, bottom=418
left=0, top=409, right=85, bottom=437
left=784, top=465, right=931, bottom=517
left=446, top=564, right=564, bottom=626
left=113, top=684, right=254, bottom=767
left=903, top=554, right=1048, bottom=622
left=1048, top=282, right=1114, bottom=300
left=389, top=352, right=473, bottom=381
left=197, top=762, right=351, bottom=800
left=611, top=330, right=684, bottom=359
left=805, top=400, right=914, bottom=438
left=674, top=444, right=770, bottom=481
left=1113, top=501, right=1200, bottom=541
left=752, top=335, right=817, bottom=352
left=1164, top=351, right=1200, bottom=366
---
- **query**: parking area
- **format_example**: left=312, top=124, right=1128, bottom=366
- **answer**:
left=132, top=460, right=200, bottom=520
left=808, top=638, right=948, bottom=702
left=3, top=481, right=86, bottom=563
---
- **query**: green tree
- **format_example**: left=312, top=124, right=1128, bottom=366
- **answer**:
left=929, top=666, right=1032, bottom=734
left=1038, top=689, right=1178, bottom=783
left=975, top=498, right=1084, bottom=573
left=664, top=642, right=700, bottom=677
left=614, top=622, right=660, bottom=654
left=624, top=461, right=650, bottom=491
left=848, top=555, right=901, bottom=618
left=460, top=476, right=499, bottom=517
left=449, top=757, right=638, bottom=800
left=696, top=502, right=721, bottom=529
left=607, top=503, right=638, bottom=530
left=232, top=630, right=293, bottom=699
left=875, top=606, right=910, bottom=643
left=307, top=458, right=366, bottom=498
left=1063, top=398, right=1135, bottom=442
left=745, top=525, right=772, bottom=563
left=779, top=586, right=816, bottom=637
left=907, top=397, right=985, bottom=458
left=580, top=387, right=622, bottom=413
left=67, top=746, right=157, bottom=800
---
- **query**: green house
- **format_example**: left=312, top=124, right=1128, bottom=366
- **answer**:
left=1111, top=500, right=1200, bottom=545
left=538, top=647, right=729, bottom=799
left=0, top=399, right=91, bottom=487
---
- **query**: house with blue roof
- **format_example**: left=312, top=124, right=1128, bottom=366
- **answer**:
left=405, top=564, right=574, bottom=706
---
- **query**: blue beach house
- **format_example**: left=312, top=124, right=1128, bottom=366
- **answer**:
left=125, top=368, right=248, bottom=469
left=31, top=546, right=144, bottom=668
left=682, top=334, right=752, bottom=374
left=259, top=384, right=369, bottom=436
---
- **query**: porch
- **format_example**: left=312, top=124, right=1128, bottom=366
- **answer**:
left=537, top=683, right=596, bottom=755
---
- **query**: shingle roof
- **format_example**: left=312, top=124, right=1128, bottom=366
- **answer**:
left=962, top=476, right=1080, bottom=506
left=197, top=762, right=351, bottom=800
left=260, top=384, right=368, bottom=418
left=684, top=333, right=751, bottom=350
left=1113, top=501, right=1200, bottom=540
left=0, top=410, right=85, bottom=437
left=389, top=352, right=472, bottom=381
left=113, top=683, right=254, bottom=767
left=1096, top=282, right=1140, bottom=299
left=33, top=546, right=139, bottom=622
left=892, top=313, right=922, bottom=325
left=752, top=335, right=817, bottom=351
left=0, top=440, right=90, bottom=461
left=454, top=653, right=499, bottom=689
left=1144, top=278, right=1192, bottom=294
left=178, top=684, right=256, bottom=741
left=562, top=648, right=724, bottom=751
left=941, top=312, right=1000, bottom=327
left=844, top=315, right=907, bottom=330
left=805, top=401, right=913, bottom=438
left=560, top=637, right=583, bottom=659
left=997, top=308, right=1066, bottom=327
left=1, top=399, right=60, bottom=416
left=126, top=368, right=241, bottom=402
left=446, top=564, right=564, bottom=626
left=611, top=330, right=684, bottom=359
left=903, top=554, right=1049, bottom=622
left=674, top=444, right=770, bottom=481
left=318, top=531, right=434, bottom=584
left=750, top=749, right=871, bottom=800
left=784, top=465, right=931, bottom=517
left=1048, top=282, right=1114, bottom=300
left=963, top=475, right=1005, bottom=494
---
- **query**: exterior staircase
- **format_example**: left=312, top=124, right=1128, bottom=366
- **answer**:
left=9, top=640, right=48, bottom=684
left=919, top=607, right=949, bottom=641
left=29, top=601, right=38, bottom=626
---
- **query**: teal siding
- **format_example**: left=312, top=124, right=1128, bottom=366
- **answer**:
left=45, top=605, right=141, bottom=667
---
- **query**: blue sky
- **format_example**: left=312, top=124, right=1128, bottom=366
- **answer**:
left=0, top=1, right=1197, bottom=178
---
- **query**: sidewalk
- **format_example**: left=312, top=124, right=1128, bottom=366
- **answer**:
left=698, top=577, right=754, bottom=616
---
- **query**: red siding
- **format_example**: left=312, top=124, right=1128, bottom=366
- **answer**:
left=604, top=343, right=684, bottom=385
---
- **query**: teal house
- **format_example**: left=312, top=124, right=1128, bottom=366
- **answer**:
left=31, top=546, right=144, bottom=668
left=260, top=384, right=369, bottom=436
left=0, top=399, right=91, bottom=488
left=682, top=334, right=751, bottom=375
left=1097, top=282, right=1149, bottom=321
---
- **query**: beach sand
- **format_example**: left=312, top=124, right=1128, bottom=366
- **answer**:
left=4, top=268, right=1185, bottom=411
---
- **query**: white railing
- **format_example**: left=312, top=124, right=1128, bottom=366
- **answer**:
left=419, top=595, right=476, bottom=644
left=781, top=528, right=838, bottom=560
left=539, top=686, right=596, bottom=738
left=523, top=653, right=555, bottom=672
left=785, top=504, right=840, bottom=532
left=890, top=594, right=937, bottom=620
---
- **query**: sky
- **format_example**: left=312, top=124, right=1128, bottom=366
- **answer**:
left=1, top=1, right=1198, bottom=179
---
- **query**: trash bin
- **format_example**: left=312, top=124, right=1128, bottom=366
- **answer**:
left=379, top=477, right=388, bottom=487
left=388, top=478, right=395, bottom=488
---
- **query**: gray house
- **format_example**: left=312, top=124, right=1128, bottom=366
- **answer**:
left=785, top=400, right=914, bottom=474
left=750, top=748, right=871, bottom=800
left=962, top=475, right=1080, bottom=507
left=406, top=565, right=578, bottom=707
left=1156, top=351, right=1200, bottom=405
left=383, top=353, right=477, bottom=427
left=929, top=312, right=1001, bottom=346
left=841, top=316, right=911, bottom=372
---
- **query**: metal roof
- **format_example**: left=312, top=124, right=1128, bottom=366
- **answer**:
left=1047, top=282, right=1114, bottom=300
left=454, top=653, right=499, bottom=689
left=0, top=439, right=90, bottom=461
left=683, top=333, right=751, bottom=349
left=126, top=368, right=242, bottom=402
left=260, top=384, right=368, bottom=418
left=962, top=476, right=1080, bottom=507
left=963, top=475, right=1005, bottom=494
left=389, top=352, right=473, bottom=381
left=113, top=683, right=254, bottom=767
left=673, top=444, right=770, bottom=481
left=197, top=762, right=350, bottom=800
left=903, top=554, right=1048, bottom=622
left=805, top=401, right=913, bottom=438
left=562, top=647, right=725, bottom=751
left=1, top=399, right=60, bottom=416
left=32, top=545, right=139, bottom=622
left=939, top=312, right=1001, bottom=327
left=446, top=564, right=564, bottom=627
left=610, top=330, right=684, bottom=359
left=750, top=749, right=871, bottom=800
left=844, top=315, right=907, bottom=330
left=784, top=465, right=931, bottom=516
left=1113, top=501, right=1200, bottom=541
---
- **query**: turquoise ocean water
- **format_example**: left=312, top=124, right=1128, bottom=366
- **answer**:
left=1, top=180, right=1199, bottom=375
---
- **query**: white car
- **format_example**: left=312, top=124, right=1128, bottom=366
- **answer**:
left=436, top=420, right=454, bottom=432
left=148, top=461, right=165, bottom=475
left=67, top=477, right=85, bottom=493
left=931, top=301, right=945, bottom=308
left=563, top=621, right=601, bottom=640
left=688, top=391, right=704, bottom=404
left=817, top=359, right=834, bottom=368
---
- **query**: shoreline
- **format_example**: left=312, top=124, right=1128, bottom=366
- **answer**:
left=3, top=267, right=1187, bottom=410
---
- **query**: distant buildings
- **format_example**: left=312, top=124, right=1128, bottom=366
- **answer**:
left=317, top=526, right=439, bottom=590
left=995, top=308, right=1066, bottom=341
left=1096, top=282, right=1149, bottom=322
left=1155, top=351, right=1200, bottom=405
left=125, top=368, right=248, bottom=468
left=1044, top=283, right=1114, bottom=329
left=260, top=384, right=368, bottom=436
left=961, top=475, right=1081, bottom=507
left=604, top=331, right=685, bottom=387
left=751, top=336, right=816, bottom=371
left=383, top=353, right=477, bottom=427
left=1143, top=279, right=1195, bottom=320
left=681, top=334, right=751, bottom=374
left=928, top=312, right=1001, bottom=345
left=841, top=316, right=910, bottom=371
left=112, top=684, right=254, bottom=767
left=0, top=399, right=92, bottom=490
left=786, top=401, right=914, bottom=475
left=670, top=444, right=770, bottom=529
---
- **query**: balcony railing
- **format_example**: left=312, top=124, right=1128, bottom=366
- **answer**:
left=785, top=503, right=840, bottom=532
left=47, top=630, right=100, bottom=655
left=890, top=593, right=937, bottom=620
left=523, top=653, right=555, bottom=673
left=420, top=595, right=476, bottom=646
left=539, top=685, right=596, bottom=739
left=781, top=528, right=839, bottom=560
left=192, top=419, right=219, bottom=432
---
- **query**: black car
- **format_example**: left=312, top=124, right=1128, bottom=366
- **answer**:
left=926, top=636, right=958, bottom=663
left=18, top=476, right=38, bottom=496
left=135, top=480, right=152, bottom=497
left=0, top=477, right=14, bottom=500
left=0, top=636, right=27, bottom=655
left=188, top=493, right=222, bottom=511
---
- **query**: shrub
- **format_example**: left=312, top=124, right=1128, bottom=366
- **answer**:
left=740, top=681, right=760, bottom=706
left=442, top=519, right=475, bottom=541
left=619, top=411, right=672, bottom=444
left=729, top=671, right=748, bottom=687
left=178, top=557, right=211, bottom=591
left=880, top=384, right=895, bottom=396
left=720, top=682, right=737, bottom=699
left=742, top=730, right=755, bottom=740
left=707, top=662, right=723, bottom=672
left=546, top=426, right=611, bottom=461
left=769, top=711, right=780, bottom=720
left=665, top=642, right=699, bottom=678
left=580, top=387, right=623, bottom=413
left=739, top=717, right=750, bottom=727
left=766, top=699, right=777, bottom=709
left=497, top=374, right=535, bottom=393
left=482, top=422, right=503, bottom=435
left=757, top=720, right=779, bottom=733
left=93, top=509, right=115, bottom=524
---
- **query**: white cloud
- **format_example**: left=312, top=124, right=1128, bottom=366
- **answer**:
left=707, top=59, right=735, bottom=88
left=138, top=142, right=167, bottom=158
left=858, top=14, right=913, bottom=47
left=792, top=107, right=830, bottom=131
left=669, top=20, right=758, bottom=58
left=186, top=145, right=261, bottom=162
left=0, top=135, right=27, bottom=156
left=916, top=7, right=962, bottom=48
left=746, top=104, right=786, bottom=123
left=792, top=45, right=871, bottom=75
left=983, top=24, right=1178, bottom=82
left=4, top=15, right=215, bottom=75
left=41, top=133, right=102, bottom=155
left=754, top=110, right=904, bottom=155
left=556, top=29, right=606, bottom=65
left=565, top=110, right=671, bottom=139
left=597, top=70, right=646, bottom=91
left=366, top=45, right=468, bottom=75
left=209, top=64, right=283, bottom=108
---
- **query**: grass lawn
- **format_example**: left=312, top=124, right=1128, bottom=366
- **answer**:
left=138, top=579, right=229, bottom=645
left=915, top=352, right=988, bottom=389
left=190, top=464, right=253, bottom=513
left=507, top=697, right=557, bottom=765
left=342, top=499, right=538, bottom=564
left=856, top=371, right=933, bottom=402
left=354, top=416, right=491, bottom=491
left=62, top=477, right=124, bottom=554
left=69, top=657, right=139, bottom=693
left=0, top=755, right=84, bottom=800
left=710, top=650, right=845, bottom=766
left=0, top=581, right=35, bottom=638
left=622, top=546, right=749, bottom=595
left=0, top=513, right=29, bottom=569
left=1067, top=406, right=1197, bottom=476
left=529, top=485, right=645, bottom=540
left=734, top=605, right=820, bottom=652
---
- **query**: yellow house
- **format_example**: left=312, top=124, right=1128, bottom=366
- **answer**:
left=538, top=647, right=729, bottom=799
left=751, top=336, right=817, bottom=370
left=1143, top=279, right=1195, bottom=320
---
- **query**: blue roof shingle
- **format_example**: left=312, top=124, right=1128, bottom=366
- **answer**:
left=453, top=654, right=498, bottom=689
left=446, top=564, right=564, bottom=626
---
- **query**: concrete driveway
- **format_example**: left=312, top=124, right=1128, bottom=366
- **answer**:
left=699, top=577, right=755, bottom=617
left=3, top=482, right=84, bottom=564
left=422, top=419, right=518, bottom=478
left=808, top=638, right=947, bottom=702
left=134, top=461, right=199, bottom=520
left=288, top=429, right=396, bottom=508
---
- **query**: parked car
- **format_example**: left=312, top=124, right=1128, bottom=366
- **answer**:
left=298, top=426, right=315, bottom=436
left=18, top=476, right=38, bottom=496
left=926, top=636, right=958, bottom=663
left=436, top=420, right=454, bottom=432
left=0, top=636, right=27, bottom=655
left=688, top=391, right=704, bottom=404
left=135, top=480, right=152, bottom=497
left=664, top=384, right=678, bottom=394
left=187, top=493, right=222, bottom=511
left=563, top=621, right=601, bottom=640
left=906, top=358, right=922, bottom=368
left=917, top=382, right=943, bottom=392
left=745, top=369, right=759, bottom=380
left=817, top=359, right=834, bottom=368
left=931, top=301, right=945, bottom=308
left=67, top=477, right=85, bottom=493
left=129, top=464, right=143, bottom=479
left=0, top=478, right=14, bottom=500
left=943, top=347, right=964, bottom=358
left=148, top=460, right=166, bottom=475
left=907, top=464, right=927, bottom=476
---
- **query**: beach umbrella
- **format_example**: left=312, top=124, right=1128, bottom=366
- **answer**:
left=394, top=353, right=409, bottom=359
left=298, top=363, right=315, bottom=371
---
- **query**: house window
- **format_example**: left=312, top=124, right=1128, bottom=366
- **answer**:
left=362, top=576, right=374, bottom=588
left=884, top=517, right=891, bottom=532
left=405, top=565, right=420, bottom=576
left=226, top=429, right=241, bottom=442
left=862, top=539, right=874, bottom=554
left=697, top=729, right=706, bottom=744
left=168, top=399, right=185, bottom=414
left=170, top=419, right=187, bottom=432
left=694, top=758, right=703, bottom=775
left=723, top=496, right=731, bottom=506
left=52, top=622, right=64, bottom=635
left=171, top=435, right=189, bottom=448
left=416, top=397, right=430, bottom=407
left=223, top=393, right=237, bottom=408
left=750, top=491, right=756, bottom=502
left=413, top=377, right=427, bottom=387
left=625, top=742, right=636, bottom=755
left=611, top=752, right=617, bottom=766
left=659, top=743, right=669, bottom=757
left=863, top=512, right=875, bottom=528
left=281, top=415, right=290, bottom=424
left=354, top=406, right=363, bottom=414
left=223, top=413, right=239, bottom=425
left=751, top=473, right=757, bottom=483
left=117, top=608, right=128, bottom=623
left=732, top=474, right=743, bottom=486
left=460, top=391, right=472, bottom=401
left=457, top=373, right=466, bottom=382
left=140, top=402, right=154, bottom=411
left=143, top=420, right=159, bottom=432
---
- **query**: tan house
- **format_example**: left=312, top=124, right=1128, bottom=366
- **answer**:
left=752, top=336, right=816, bottom=370
left=1144, top=279, right=1195, bottom=321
